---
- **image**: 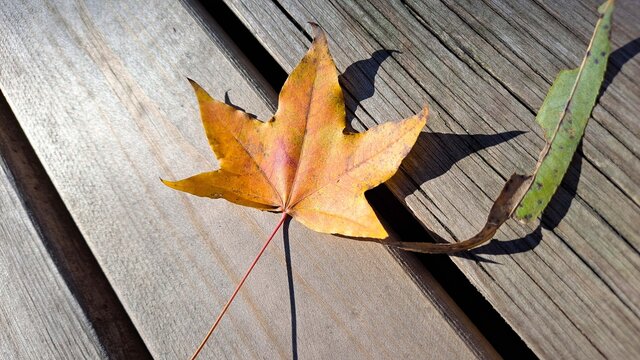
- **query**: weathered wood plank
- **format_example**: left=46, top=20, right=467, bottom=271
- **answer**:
left=0, top=0, right=496, bottom=358
left=0, top=117, right=106, bottom=359
left=222, top=0, right=640, bottom=358
left=0, top=93, right=152, bottom=360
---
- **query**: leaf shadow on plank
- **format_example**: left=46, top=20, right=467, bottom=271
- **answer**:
left=409, top=131, right=525, bottom=185
left=598, top=37, right=640, bottom=100
left=338, top=50, right=526, bottom=195
left=339, top=49, right=399, bottom=127
left=224, top=90, right=258, bottom=119
left=539, top=142, right=584, bottom=232
left=282, top=217, right=299, bottom=360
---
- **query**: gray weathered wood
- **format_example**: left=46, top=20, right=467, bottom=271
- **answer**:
left=0, top=94, right=152, bottom=359
left=0, top=0, right=497, bottom=358
left=222, top=0, right=640, bottom=358
left=0, top=136, right=106, bottom=359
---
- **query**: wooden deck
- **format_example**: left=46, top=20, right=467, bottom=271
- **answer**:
left=0, top=0, right=638, bottom=359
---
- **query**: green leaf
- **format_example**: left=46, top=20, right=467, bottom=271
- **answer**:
left=387, top=0, right=615, bottom=254
left=514, top=0, right=614, bottom=222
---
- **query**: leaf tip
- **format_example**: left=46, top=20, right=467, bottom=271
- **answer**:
left=308, top=22, right=326, bottom=42
left=372, top=228, right=389, bottom=240
left=598, top=0, right=614, bottom=14
left=419, top=105, right=429, bottom=125
left=187, top=78, right=214, bottom=104
left=160, top=178, right=179, bottom=190
left=187, top=77, right=204, bottom=92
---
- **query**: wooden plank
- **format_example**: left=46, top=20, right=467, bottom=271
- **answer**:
left=0, top=1, right=497, bottom=358
left=0, top=115, right=106, bottom=358
left=0, top=94, right=151, bottom=360
left=221, top=0, right=640, bottom=358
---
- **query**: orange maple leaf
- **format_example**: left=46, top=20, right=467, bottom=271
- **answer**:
left=162, top=25, right=426, bottom=359
left=163, top=25, right=426, bottom=239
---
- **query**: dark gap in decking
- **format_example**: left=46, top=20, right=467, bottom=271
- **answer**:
left=200, top=1, right=537, bottom=358
left=0, top=92, right=152, bottom=360
left=367, top=185, right=537, bottom=360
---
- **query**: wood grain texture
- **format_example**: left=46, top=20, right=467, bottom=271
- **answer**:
left=222, top=0, right=640, bottom=358
left=0, top=93, right=152, bottom=360
left=0, top=122, right=106, bottom=359
left=0, top=0, right=496, bottom=359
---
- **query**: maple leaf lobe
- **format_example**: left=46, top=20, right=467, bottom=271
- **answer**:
left=163, top=25, right=427, bottom=239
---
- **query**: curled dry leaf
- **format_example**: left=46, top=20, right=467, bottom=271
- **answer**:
left=163, top=24, right=426, bottom=239
left=391, top=0, right=614, bottom=254
left=387, top=174, right=532, bottom=254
